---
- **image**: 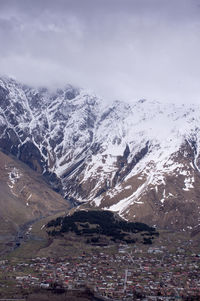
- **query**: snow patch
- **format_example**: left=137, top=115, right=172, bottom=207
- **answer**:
left=183, top=177, right=194, bottom=191
left=6, top=167, right=22, bottom=189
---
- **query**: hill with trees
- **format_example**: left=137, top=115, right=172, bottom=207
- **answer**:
left=46, top=210, right=159, bottom=245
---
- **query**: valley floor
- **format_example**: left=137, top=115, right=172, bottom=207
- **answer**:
left=0, top=215, right=200, bottom=300
left=0, top=242, right=200, bottom=300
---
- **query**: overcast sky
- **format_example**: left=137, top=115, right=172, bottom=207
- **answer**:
left=0, top=0, right=200, bottom=103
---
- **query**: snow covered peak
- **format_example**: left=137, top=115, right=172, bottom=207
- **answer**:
left=1, top=76, right=200, bottom=230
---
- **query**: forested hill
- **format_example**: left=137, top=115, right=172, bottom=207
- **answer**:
left=46, top=210, right=159, bottom=245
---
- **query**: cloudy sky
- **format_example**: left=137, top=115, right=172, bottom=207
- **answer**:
left=0, top=0, right=200, bottom=103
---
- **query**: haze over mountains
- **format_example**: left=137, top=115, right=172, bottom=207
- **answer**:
left=0, top=77, right=200, bottom=231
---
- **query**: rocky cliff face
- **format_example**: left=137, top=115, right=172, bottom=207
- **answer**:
left=1, top=77, right=200, bottom=230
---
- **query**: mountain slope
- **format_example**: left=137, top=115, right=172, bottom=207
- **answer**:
left=0, top=77, right=200, bottom=230
left=0, top=149, right=70, bottom=252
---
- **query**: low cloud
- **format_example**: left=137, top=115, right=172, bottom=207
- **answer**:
left=0, top=0, right=200, bottom=103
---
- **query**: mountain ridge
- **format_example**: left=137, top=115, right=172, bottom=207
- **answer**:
left=0, top=76, right=200, bottom=231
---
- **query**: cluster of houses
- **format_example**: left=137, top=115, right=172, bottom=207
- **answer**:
left=0, top=246, right=200, bottom=300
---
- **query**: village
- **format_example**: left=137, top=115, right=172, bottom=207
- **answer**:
left=0, top=245, right=200, bottom=300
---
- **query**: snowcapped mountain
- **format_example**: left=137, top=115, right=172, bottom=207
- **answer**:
left=1, top=76, right=200, bottom=230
